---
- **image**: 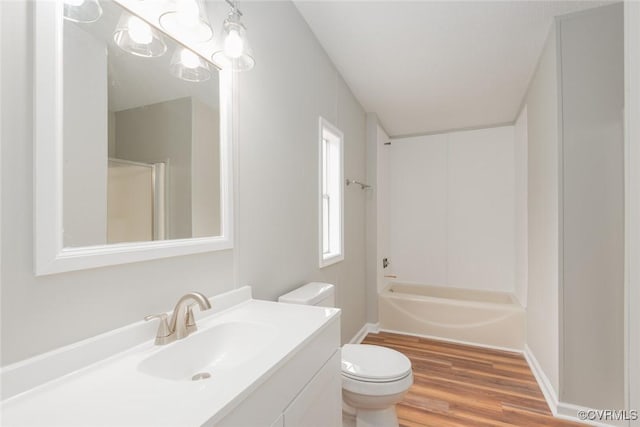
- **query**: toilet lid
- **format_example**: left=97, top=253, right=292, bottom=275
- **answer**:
left=341, top=344, right=412, bottom=382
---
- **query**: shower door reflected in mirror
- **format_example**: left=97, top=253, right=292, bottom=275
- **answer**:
left=107, top=159, right=165, bottom=244
left=62, top=0, right=221, bottom=248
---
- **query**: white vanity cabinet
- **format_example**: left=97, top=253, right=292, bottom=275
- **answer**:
left=216, top=316, right=341, bottom=427
left=283, top=351, right=341, bottom=426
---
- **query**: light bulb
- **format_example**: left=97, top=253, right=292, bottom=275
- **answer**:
left=224, top=28, right=244, bottom=59
left=180, top=49, right=200, bottom=69
left=63, top=0, right=102, bottom=24
left=177, top=0, right=199, bottom=28
left=128, top=16, right=153, bottom=45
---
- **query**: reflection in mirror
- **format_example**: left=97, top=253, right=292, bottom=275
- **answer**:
left=62, top=0, right=221, bottom=248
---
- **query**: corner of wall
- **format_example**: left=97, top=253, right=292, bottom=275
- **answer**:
left=625, top=1, right=640, bottom=418
left=524, top=344, right=559, bottom=415
left=365, top=113, right=380, bottom=323
left=523, top=17, right=561, bottom=398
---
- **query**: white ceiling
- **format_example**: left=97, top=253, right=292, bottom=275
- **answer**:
left=294, top=1, right=612, bottom=137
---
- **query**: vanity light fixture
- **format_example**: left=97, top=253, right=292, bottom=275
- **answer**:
left=169, top=47, right=212, bottom=82
left=63, top=0, right=103, bottom=23
left=211, top=0, right=255, bottom=72
left=159, top=0, right=214, bottom=43
left=113, top=13, right=167, bottom=58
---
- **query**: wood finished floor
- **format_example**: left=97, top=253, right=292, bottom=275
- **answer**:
left=361, top=332, right=584, bottom=427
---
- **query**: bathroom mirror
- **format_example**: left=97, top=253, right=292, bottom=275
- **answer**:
left=34, top=0, right=234, bottom=275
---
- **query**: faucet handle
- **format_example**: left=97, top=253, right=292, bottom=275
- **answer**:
left=144, top=313, right=172, bottom=345
left=185, top=304, right=198, bottom=334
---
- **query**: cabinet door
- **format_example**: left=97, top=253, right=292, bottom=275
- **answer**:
left=283, top=350, right=341, bottom=427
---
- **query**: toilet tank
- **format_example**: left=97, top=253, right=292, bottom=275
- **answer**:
left=278, top=282, right=335, bottom=307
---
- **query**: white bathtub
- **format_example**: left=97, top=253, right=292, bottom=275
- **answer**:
left=379, top=283, right=525, bottom=350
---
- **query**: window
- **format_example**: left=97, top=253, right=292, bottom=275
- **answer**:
left=319, top=117, right=344, bottom=267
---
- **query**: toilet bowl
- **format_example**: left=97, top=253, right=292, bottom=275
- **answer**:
left=278, top=283, right=414, bottom=427
left=341, top=344, right=413, bottom=427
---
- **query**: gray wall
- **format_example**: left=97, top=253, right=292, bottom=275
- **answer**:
left=0, top=0, right=369, bottom=365
left=364, top=115, right=391, bottom=323
left=364, top=114, right=381, bottom=323
left=524, top=24, right=561, bottom=395
left=514, top=106, right=528, bottom=308
left=115, top=98, right=193, bottom=240
left=114, top=97, right=221, bottom=239
left=63, top=23, right=108, bottom=248
left=236, top=1, right=368, bottom=343
left=558, top=3, right=625, bottom=408
left=364, top=114, right=378, bottom=324
left=191, top=98, right=220, bottom=237
left=626, top=1, right=640, bottom=418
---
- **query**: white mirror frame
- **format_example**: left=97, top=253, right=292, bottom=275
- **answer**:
left=34, top=1, right=235, bottom=276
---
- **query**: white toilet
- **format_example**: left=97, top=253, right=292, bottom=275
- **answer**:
left=279, top=282, right=413, bottom=427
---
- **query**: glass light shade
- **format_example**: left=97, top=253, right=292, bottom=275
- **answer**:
left=159, top=0, right=213, bottom=43
left=211, top=12, right=255, bottom=72
left=113, top=13, right=167, bottom=58
left=169, top=47, right=212, bottom=82
left=63, top=0, right=103, bottom=23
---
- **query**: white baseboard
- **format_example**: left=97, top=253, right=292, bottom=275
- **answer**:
left=556, top=402, right=626, bottom=427
left=523, top=344, right=559, bottom=415
left=349, top=323, right=380, bottom=344
left=523, top=345, right=618, bottom=427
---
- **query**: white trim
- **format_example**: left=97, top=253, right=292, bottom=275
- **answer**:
left=523, top=344, right=559, bottom=416
left=318, top=116, right=344, bottom=269
left=33, top=3, right=235, bottom=275
left=320, top=253, right=344, bottom=268
left=556, top=402, right=621, bottom=427
left=524, top=345, right=623, bottom=426
left=625, top=2, right=640, bottom=424
left=349, top=323, right=380, bottom=344
left=231, top=64, right=240, bottom=289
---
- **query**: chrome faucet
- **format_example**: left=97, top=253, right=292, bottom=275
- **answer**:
left=145, top=292, right=212, bottom=345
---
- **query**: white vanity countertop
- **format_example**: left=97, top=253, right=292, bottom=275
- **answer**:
left=1, top=297, right=340, bottom=426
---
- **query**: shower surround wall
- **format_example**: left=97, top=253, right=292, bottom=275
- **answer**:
left=388, top=126, right=518, bottom=295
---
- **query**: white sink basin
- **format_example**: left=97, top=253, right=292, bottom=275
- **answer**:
left=138, top=321, right=277, bottom=381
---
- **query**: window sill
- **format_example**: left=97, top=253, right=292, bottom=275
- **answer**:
left=319, top=253, right=344, bottom=269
